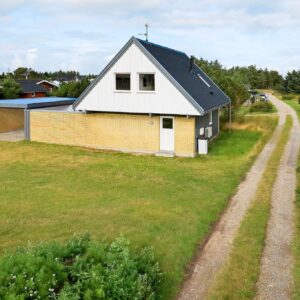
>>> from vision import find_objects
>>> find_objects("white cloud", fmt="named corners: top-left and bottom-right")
top-left (10, 54), bottom-right (23, 71)
top-left (0, 0), bottom-right (299, 74)
top-left (25, 48), bottom-right (38, 67)
top-left (0, 0), bottom-right (26, 16)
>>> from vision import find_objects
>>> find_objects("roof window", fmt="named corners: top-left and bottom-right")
top-left (197, 74), bottom-right (211, 88)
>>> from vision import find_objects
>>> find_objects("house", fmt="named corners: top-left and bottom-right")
top-left (55, 74), bottom-right (93, 85)
top-left (36, 80), bottom-right (59, 92)
top-left (17, 80), bottom-right (49, 98)
top-left (29, 37), bottom-right (230, 157)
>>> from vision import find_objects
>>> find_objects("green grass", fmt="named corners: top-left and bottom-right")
top-left (0, 115), bottom-right (277, 299)
top-left (208, 115), bottom-right (292, 300)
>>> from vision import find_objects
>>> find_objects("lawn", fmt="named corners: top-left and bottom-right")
top-left (0, 115), bottom-right (277, 299)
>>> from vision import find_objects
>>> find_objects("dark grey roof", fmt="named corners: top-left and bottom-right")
top-left (73, 37), bottom-right (230, 114)
top-left (136, 38), bottom-right (230, 112)
top-left (17, 80), bottom-right (48, 93)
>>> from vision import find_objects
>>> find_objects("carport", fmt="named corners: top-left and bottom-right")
top-left (0, 98), bottom-right (76, 140)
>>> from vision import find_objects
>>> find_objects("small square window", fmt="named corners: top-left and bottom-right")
top-left (139, 74), bottom-right (155, 91)
top-left (116, 74), bottom-right (130, 91)
top-left (162, 118), bottom-right (173, 129)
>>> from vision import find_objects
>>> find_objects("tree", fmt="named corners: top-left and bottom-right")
top-left (52, 78), bottom-right (90, 98)
top-left (195, 58), bottom-right (249, 109)
top-left (0, 78), bottom-right (22, 99)
top-left (13, 67), bottom-right (29, 79)
top-left (283, 70), bottom-right (300, 93)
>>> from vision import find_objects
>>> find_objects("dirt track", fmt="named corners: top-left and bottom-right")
top-left (177, 95), bottom-right (290, 300)
top-left (255, 95), bottom-right (300, 299)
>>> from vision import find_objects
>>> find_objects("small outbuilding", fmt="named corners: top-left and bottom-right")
top-left (0, 98), bottom-right (76, 139)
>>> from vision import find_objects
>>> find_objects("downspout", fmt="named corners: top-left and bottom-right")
top-left (24, 109), bottom-right (30, 140)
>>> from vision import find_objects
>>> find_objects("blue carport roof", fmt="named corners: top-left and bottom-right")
top-left (0, 97), bottom-right (76, 109)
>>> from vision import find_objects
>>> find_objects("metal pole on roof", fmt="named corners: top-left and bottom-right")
top-left (138, 23), bottom-right (149, 41)
top-left (145, 23), bottom-right (149, 41)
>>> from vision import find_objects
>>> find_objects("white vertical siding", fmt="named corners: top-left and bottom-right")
top-left (76, 44), bottom-right (200, 116)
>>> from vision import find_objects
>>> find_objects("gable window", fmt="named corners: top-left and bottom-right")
top-left (139, 74), bottom-right (155, 91)
top-left (209, 111), bottom-right (212, 125)
top-left (115, 73), bottom-right (130, 91)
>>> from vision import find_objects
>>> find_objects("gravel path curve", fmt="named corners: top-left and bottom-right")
top-left (255, 94), bottom-right (300, 299)
top-left (177, 95), bottom-right (287, 300)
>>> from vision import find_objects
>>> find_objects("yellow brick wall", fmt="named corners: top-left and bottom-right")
top-left (30, 111), bottom-right (196, 157)
top-left (175, 117), bottom-right (196, 156)
top-left (0, 108), bottom-right (24, 133)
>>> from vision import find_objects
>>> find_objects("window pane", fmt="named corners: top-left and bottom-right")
top-left (139, 74), bottom-right (155, 91)
top-left (116, 74), bottom-right (130, 90)
top-left (163, 118), bottom-right (173, 129)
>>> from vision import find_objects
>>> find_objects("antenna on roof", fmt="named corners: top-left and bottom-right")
top-left (22, 68), bottom-right (32, 80)
top-left (138, 23), bottom-right (149, 42)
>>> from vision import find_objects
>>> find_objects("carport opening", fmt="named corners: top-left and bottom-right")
top-left (0, 108), bottom-right (25, 140)
top-left (0, 97), bottom-right (76, 141)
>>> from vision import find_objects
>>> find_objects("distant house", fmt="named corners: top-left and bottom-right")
top-left (55, 75), bottom-right (95, 85)
top-left (29, 37), bottom-right (230, 157)
top-left (36, 80), bottom-right (58, 92)
top-left (17, 80), bottom-right (48, 98)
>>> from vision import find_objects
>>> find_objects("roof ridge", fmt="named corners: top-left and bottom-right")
top-left (135, 37), bottom-right (187, 56)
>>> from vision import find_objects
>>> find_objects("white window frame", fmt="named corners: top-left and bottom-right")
top-left (137, 72), bottom-right (156, 93)
top-left (161, 116), bottom-right (174, 130)
top-left (209, 111), bottom-right (213, 125)
top-left (114, 73), bottom-right (131, 93)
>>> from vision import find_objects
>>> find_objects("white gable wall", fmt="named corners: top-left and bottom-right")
top-left (76, 44), bottom-right (200, 116)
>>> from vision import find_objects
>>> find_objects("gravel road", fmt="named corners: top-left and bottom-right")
top-left (177, 95), bottom-right (289, 300)
top-left (255, 94), bottom-right (300, 299)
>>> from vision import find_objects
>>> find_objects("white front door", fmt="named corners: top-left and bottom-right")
top-left (160, 116), bottom-right (175, 152)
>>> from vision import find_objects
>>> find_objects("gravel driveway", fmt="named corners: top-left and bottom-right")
top-left (177, 95), bottom-right (290, 300)
top-left (255, 95), bottom-right (300, 299)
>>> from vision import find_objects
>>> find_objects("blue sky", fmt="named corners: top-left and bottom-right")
top-left (0, 0), bottom-right (299, 75)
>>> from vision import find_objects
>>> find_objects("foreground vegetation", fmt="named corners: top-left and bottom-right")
top-left (0, 115), bottom-right (277, 298)
top-left (209, 116), bottom-right (292, 299)
top-left (0, 235), bottom-right (161, 299)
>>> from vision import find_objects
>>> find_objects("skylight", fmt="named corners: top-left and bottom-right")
top-left (197, 74), bottom-right (211, 88)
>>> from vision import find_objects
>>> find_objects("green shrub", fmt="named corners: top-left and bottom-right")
top-left (282, 94), bottom-right (294, 100)
top-left (249, 101), bottom-right (275, 113)
top-left (298, 96), bottom-right (300, 104)
top-left (0, 235), bottom-right (162, 299)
